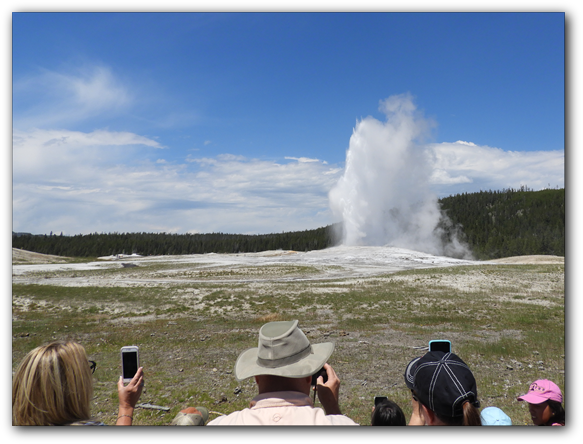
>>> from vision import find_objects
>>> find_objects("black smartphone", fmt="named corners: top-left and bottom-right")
top-left (311, 367), bottom-right (328, 387)
top-left (121, 345), bottom-right (139, 383)
top-left (429, 340), bottom-right (451, 353)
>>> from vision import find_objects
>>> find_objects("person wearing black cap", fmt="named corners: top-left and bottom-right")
top-left (408, 351), bottom-right (482, 426)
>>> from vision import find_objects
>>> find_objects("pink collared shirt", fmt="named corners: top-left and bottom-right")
top-left (207, 391), bottom-right (358, 426)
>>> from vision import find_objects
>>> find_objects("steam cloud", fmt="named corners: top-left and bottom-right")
top-left (329, 93), bottom-right (473, 259)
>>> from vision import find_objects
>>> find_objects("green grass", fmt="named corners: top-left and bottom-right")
top-left (12, 261), bottom-right (564, 426)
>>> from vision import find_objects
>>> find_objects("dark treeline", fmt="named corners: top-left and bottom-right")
top-left (13, 188), bottom-right (564, 260)
top-left (439, 187), bottom-right (564, 259)
top-left (12, 225), bottom-right (340, 258)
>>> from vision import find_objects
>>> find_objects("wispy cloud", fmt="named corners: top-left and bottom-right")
top-left (13, 128), bottom-right (164, 186)
top-left (13, 128), bottom-right (341, 235)
top-left (285, 156), bottom-right (322, 163)
top-left (13, 65), bottom-right (133, 129)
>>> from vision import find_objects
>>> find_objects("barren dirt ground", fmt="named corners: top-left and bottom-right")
top-left (12, 247), bottom-right (565, 426)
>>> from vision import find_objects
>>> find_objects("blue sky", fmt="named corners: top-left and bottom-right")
top-left (11, 10), bottom-right (566, 236)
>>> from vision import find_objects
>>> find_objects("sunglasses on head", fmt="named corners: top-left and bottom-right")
top-left (89, 360), bottom-right (97, 374)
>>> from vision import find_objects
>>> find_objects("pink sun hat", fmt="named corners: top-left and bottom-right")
top-left (517, 379), bottom-right (562, 404)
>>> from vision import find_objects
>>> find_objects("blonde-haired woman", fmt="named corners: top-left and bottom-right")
top-left (12, 341), bottom-right (144, 426)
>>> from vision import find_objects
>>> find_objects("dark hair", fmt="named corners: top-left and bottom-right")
top-left (422, 399), bottom-right (482, 426)
top-left (371, 399), bottom-right (406, 426)
top-left (545, 400), bottom-right (565, 426)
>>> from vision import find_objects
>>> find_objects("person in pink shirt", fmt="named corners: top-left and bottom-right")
top-left (206, 319), bottom-right (358, 426)
top-left (517, 379), bottom-right (565, 426)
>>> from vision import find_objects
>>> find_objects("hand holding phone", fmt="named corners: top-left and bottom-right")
top-left (311, 367), bottom-right (328, 387)
top-left (311, 366), bottom-right (329, 402)
top-left (312, 364), bottom-right (342, 415)
top-left (117, 366), bottom-right (144, 409)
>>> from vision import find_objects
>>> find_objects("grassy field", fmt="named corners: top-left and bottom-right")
top-left (12, 255), bottom-right (564, 426)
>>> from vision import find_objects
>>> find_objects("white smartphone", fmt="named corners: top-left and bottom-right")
top-left (121, 345), bottom-right (139, 383)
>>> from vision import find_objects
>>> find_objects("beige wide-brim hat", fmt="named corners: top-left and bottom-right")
top-left (234, 320), bottom-right (334, 381)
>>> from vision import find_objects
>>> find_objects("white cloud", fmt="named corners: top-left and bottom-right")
top-left (430, 169), bottom-right (472, 185)
top-left (285, 156), bottom-right (321, 163)
top-left (428, 141), bottom-right (564, 195)
top-left (13, 128), bottom-right (164, 185)
top-left (22, 128), bottom-right (164, 148)
top-left (13, 128), bottom-right (343, 235)
top-left (11, 65), bottom-right (389, 236)
top-left (453, 140), bottom-right (477, 146)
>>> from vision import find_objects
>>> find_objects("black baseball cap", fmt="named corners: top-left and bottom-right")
top-left (412, 351), bottom-right (480, 418)
top-left (404, 356), bottom-right (421, 390)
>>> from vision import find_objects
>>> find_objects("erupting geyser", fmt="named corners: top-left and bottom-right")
top-left (328, 93), bottom-right (472, 259)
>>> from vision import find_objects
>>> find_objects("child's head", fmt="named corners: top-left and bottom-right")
top-left (371, 399), bottom-right (406, 426)
top-left (517, 379), bottom-right (564, 426)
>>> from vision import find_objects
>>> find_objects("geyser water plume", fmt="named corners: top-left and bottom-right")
top-left (329, 93), bottom-right (473, 259)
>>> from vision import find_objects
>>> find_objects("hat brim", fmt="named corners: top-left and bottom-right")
top-left (517, 393), bottom-right (552, 404)
top-left (404, 356), bottom-right (421, 389)
top-left (234, 342), bottom-right (334, 381)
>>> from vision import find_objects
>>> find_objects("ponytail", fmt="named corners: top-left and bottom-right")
top-left (426, 400), bottom-right (482, 426)
top-left (462, 401), bottom-right (482, 426)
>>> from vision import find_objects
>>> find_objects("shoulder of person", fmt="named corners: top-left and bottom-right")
top-left (324, 414), bottom-right (359, 426)
top-left (207, 411), bottom-right (242, 426)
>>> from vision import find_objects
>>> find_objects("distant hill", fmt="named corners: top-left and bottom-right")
top-left (12, 188), bottom-right (564, 260)
top-left (12, 248), bottom-right (71, 265)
